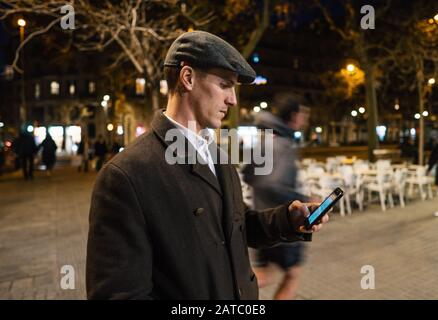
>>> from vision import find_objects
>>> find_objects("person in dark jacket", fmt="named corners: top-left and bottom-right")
top-left (427, 142), bottom-right (438, 217)
top-left (38, 133), bottom-right (57, 176)
top-left (242, 93), bottom-right (316, 299)
top-left (94, 135), bottom-right (107, 172)
top-left (14, 130), bottom-right (37, 180)
top-left (86, 31), bottom-right (329, 300)
top-left (427, 142), bottom-right (438, 186)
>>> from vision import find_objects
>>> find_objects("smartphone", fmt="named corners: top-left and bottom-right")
top-left (305, 187), bottom-right (344, 230)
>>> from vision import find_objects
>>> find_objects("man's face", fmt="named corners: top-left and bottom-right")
top-left (290, 106), bottom-right (310, 131)
top-left (189, 68), bottom-right (238, 129)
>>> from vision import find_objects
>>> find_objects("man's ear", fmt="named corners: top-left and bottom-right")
top-left (179, 66), bottom-right (194, 92)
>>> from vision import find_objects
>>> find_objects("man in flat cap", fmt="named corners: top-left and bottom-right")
top-left (86, 31), bottom-right (328, 300)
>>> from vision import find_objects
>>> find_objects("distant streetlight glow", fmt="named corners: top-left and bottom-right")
top-left (434, 14), bottom-right (438, 22)
top-left (422, 111), bottom-right (429, 117)
top-left (103, 95), bottom-right (110, 101)
top-left (294, 131), bottom-right (302, 139)
top-left (429, 18), bottom-right (435, 24)
top-left (260, 102), bottom-right (268, 109)
top-left (394, 103), bottom-right (400, 110)
top-left (358, 107), bottom-right (365, 114)
top-left (253, 76), bottom-right (267, 85)
top-left (253, 106), bottom-right (261, 113)
top-left (117, 125), bottom-right (124, 135)
top-left (315, 127), bottom-right (322, 133)
top-left (414, 113), bottom-right (421, 119)
top-left (428, 78), bottom-right (435, 85)
top-left (346, 64), bottom-right (356, 73)
top-left (27, 125), bottom-right (34, 132)
top-left (0, 122), bottom-right (4, 128)
top-left (351, 110), bottom-right (358, 117)
top-left (17, 18), bottom-right (26, 27)
top-left (101, 100), bottom-right (108, 107)
top-left (107, 124), bottom-right (114, 131)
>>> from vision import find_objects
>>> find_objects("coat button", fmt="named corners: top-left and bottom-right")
top-left (193, 207), bottom-right (204, 216)
top-left (221, 240), bottom-right (226, 245)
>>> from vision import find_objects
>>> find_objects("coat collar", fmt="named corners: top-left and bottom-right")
top-left (151, 109), bottom-right (223, 196)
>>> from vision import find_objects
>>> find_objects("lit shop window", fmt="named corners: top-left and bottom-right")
top-left (88, 81), bottom-right (96, 94)
top-left (35, 83), bottom-right (40, 99)
top-left (50, 81), bottom-right (60, 95)
top-left (69, 83), bottom-right (76, 95)
top-left (136, 78), bottom-right (146, 95)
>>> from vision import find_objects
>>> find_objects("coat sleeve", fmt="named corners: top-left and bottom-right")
top-left (233, 167), bottom-right (311, 249)
top-left (244, 202), bottom-right (311, 248)
top-left (86, 163), bottom-right (153, 299)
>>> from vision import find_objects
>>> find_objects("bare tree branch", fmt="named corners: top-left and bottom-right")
top-left (12, 16), bottom-right (62, 73)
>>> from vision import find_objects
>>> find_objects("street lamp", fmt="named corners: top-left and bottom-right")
top-left (346, 64), bottom-right (356, 73)
top-left (17, 18), bottom-right (26, 27)
top-left (351, 110), bottom-right (358, 117)
top-left (434, 14), bottom-right (438, 22)
top-left (359, 107), bottom-right (365, 114)
top-left (17, 18), bottom-right (27, 125)
top-left (428, 78), bottom-right (435, 85)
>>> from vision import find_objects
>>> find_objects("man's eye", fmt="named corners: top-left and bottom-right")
top-left (220, 83), bottom-right (228, 88)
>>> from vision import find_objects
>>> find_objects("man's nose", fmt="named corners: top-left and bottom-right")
top-left (226, 87), bottom-right (237, 107)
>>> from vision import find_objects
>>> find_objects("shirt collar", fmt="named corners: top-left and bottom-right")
top-left (163, 112), bottom-right (215, 149)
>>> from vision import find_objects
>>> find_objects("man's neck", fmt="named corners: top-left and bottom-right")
top-left (165, 98), bottom-right (202, 134)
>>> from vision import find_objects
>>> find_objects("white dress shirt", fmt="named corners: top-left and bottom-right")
top-left (164, 112), bottom-right (217, 176)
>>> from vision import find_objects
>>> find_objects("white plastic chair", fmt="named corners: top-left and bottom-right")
top-left (391, 168), bottom-right (408, 208)
top-left (406, 166), bottom-right (434, 200)
top-left (312, 175), bottom-right (349, 216)
top-left (339, 165), bottom-right (364, 212)
top-left (362, 171), bottom-right (394, 211)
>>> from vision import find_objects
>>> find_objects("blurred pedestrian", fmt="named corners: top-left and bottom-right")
top-left (427, 141), bottom-right (438, 185)
top-left (38, 133), bottom-right (57, 176)
top-left (427, 141), bottom-right (438, 217)
top-left (94, 135), bottom-right (107, 172)
top-left (242, 93), bottom-right (316, 300)
top-left (14, 130), bottom-right (37, 180)
top-left (0, 142), bottom-right (4, 176)
top-left (110, 138), bottom-right (123, 159)
top-left (77, 136), bottom-right (90, 172)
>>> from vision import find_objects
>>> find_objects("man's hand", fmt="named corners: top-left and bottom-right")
top-left (288, 200), bottom-right (329, 233)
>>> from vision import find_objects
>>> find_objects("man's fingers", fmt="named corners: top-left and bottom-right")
top-left (291, 200), bottom-right (311, 217)
top-left (305, 202), bottom-right (321, 214)
top-left (321, 214), bottom-right (329, 224)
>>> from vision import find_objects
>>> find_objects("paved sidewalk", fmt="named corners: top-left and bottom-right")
top-left (1, 166), bottom-right (438, 299)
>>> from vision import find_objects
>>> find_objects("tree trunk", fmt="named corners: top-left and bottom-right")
top-left (417, 64), bottom-right (425, 166)
top-left (229, 0), bottom-right (271, 129)
top-left (364, 62), bottom-right (379, 162)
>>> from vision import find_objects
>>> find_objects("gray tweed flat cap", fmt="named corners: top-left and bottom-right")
top-left (164, 31), bottom-right (256, 84)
